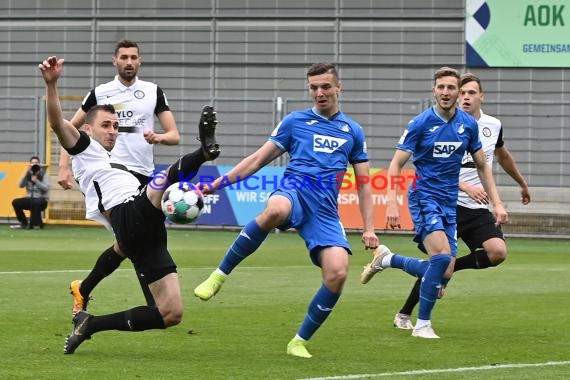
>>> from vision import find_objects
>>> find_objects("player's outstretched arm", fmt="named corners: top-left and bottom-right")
top-left (202, 141), bottom-right (283, 192)
top-left (38, 56), bottom-right (80, 150)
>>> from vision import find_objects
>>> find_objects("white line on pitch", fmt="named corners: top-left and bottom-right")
top-left (298, 360), bottom-right (570, 380)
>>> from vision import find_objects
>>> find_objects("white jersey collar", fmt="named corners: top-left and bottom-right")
top-left (113, 75), bottom-right (139, 91)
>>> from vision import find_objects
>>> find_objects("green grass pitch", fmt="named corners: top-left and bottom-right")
top-left (0, 225), bottom-right (569, 379)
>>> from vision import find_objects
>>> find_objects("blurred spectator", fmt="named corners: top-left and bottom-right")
top-left (11, 156), bottom-right (49, 229)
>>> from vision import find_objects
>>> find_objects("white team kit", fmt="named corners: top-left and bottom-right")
top-left (67, 131), bottom-right (141, 231)
top-left (457, 110), bottom-right (503, 209)
top-left (80, 76), bottom-right (170, 176)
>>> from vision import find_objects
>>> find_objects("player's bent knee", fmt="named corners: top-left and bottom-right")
top-left (265, 206), bottom-right (286, 219)
top-left (258, 208), bottom-right (288, 228)
top-left (488, 249), bottom-right (507, 265)
top-left (162, 308), bottom-right (183, 327)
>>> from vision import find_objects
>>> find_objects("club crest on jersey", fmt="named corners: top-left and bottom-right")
top-left (134, 90), bottom-right (145, 99)
top-left (433, 141), bottom-right (462, 158)
top-left (313, 134), bottom-right (347, 153)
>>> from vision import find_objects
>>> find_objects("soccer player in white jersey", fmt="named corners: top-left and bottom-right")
top-left (360, 67), bottom-right (508, 339)
top-left (58, 40), bottom-right (181, 317)
top-left (58, 39), bottom-right (180, 187)
top-left (39, 56), bottom-right (219, 354)
top-left (193, 63), bottom-right (379, 358)
top-left (392, 73), bottom-right (531, 330)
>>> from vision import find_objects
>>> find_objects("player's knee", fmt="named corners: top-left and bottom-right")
top-left (488, 247), bottom-right (507, 265)
top-left (323, 268), bottom-right (348, 291)
top-left (259, 206), bottom-right (288, 228)
top-left (162, 307), bottom-right (183, 327)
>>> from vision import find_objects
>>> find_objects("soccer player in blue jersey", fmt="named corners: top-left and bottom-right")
top-left (392, 73), bottom-right (531, 330)
top-left (360, 67), bottom-right (508, 339)
top-left (193, 62), bottom-right (379, 358)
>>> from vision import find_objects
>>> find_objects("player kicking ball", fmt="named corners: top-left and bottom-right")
top-left (39, 56), bottom-right (219, 354)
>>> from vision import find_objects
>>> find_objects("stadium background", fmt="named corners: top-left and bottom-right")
top-left (0, 1), bottom-right (567, 236)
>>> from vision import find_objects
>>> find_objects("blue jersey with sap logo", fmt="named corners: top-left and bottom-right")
top-left (269, 107), bottom-right (368, 209)
top-left (397, 106), bottom-right (481, 214)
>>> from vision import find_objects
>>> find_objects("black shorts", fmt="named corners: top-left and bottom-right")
top-left (457, 205), bottom-right (504, 252)
top-left (110, 189), bottom-right (176, 283)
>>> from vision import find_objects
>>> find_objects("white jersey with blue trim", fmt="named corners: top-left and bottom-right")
top-left (81, 76), bottom-right (170, 177)
top-left (397, 106), bottom-right (481, 212)
top-left (68, 131), bottom-right (141, 231)
top-left (269, 107), bottom-right (369, 207)
top-left (458, 111), bottom-right (504, 209)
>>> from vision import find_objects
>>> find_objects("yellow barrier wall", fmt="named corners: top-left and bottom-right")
top-left (0, 162), bottom-right (29, 218)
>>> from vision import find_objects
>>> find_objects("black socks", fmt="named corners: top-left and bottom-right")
top-left (167, 148), bottom-right (206, 186)
top-left (80, 246), bottom-right (125, 298)
top-left (454, 249), bottom-right (494, 271)
top-left (85, 306), bottom-right (165, 335)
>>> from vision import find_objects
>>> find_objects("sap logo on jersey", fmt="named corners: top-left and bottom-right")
top-left (313, 134), bottom-right (347, 153)
top-left (433, 141), bottom-right (463, 158)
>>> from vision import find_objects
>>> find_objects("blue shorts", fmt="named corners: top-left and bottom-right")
top-left (409, 196), bottom-right (458, 257)
top-left (271, 188), bottom-right (351, 266)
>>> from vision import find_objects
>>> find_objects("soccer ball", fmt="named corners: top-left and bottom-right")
top-left (161, 182), bottom-right (204, 224)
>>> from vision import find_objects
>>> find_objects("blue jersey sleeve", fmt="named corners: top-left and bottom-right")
top-left (349, 124), bottom-right (369, 164)
top-left (396, 119), bottom-right (421, 154)
top-left (269, 113), bottom-right (294, 151)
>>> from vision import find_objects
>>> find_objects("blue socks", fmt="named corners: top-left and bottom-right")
top-left (392, 252), bottom-right (452, 321)
top-left (390, 254), bottom-right (429, 277)
top-left (298, 284), bottom-right (340, 340)
top-left (218, 220), bottom-right (268, 274)
top-left (418, 254), bottom-right (451, 320)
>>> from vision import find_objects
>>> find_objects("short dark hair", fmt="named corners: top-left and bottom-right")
top-left (460, 72), bottom-right (483, 92)
top-left (433, 66), bottom-right (460, 84)
top-left (114, 39), bottom-right (140, 56)
top-left (85, 104), bottom-right (116, 125)
top-left (30, 156), bottom-right (40, 162)
top-left (307, 63), bottom-right (339, 81)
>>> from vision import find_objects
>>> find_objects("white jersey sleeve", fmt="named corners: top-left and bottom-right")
top-left (68, 131), bottom-right (143, 231)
